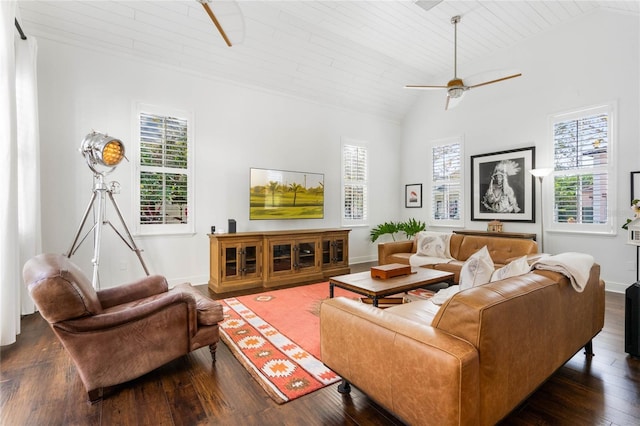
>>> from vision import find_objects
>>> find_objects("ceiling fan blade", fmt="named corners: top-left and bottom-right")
top-left (200, 1), bottom-right (233, 47)
top-left (468, 72), bottom-right (522, 89)
top-left (405, 85), bottom-right (448, 90)
top-left (445, 92), bottom-right (465, 110)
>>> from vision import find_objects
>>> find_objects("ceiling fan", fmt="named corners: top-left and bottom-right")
top-left (405, 15), bottom-right (522, 110)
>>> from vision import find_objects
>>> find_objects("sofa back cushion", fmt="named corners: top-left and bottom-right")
top-left (455, 235), bottom-right (537, 264)
top-left (447, 234), bottom-right (465, 258)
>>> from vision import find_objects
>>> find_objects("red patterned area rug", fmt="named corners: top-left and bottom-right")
top-left (218, 282), bottom-right (361, 404)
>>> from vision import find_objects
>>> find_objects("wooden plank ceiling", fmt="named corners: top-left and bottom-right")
top-left (17, 1), bottom-right (640, 121)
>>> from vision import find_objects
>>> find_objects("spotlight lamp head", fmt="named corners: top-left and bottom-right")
top-left (80, 131), bottom-right (126, 175)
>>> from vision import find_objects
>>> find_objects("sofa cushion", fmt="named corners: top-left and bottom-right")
top-left (456, 235), bottom-right (537, 263)
top-left (425, 260), bottom-right (464, 283)
top-left (385, 299), bottom-right (441, 325)
top-left (459, 246), bottom-right (494, 290)
top-left (388, 252), bottom-right (413, 264)
top-left (490, 255), bottom-right (530, 282)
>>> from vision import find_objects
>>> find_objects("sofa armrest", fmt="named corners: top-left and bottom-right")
top-left (320, 297), bottom-right (479, 426)
top-left (97, 275), bottom-right (169, 308)
top-left (377, 240), bottom-right (415, 265)
top-left (57, 291), bottom-right (195, 332)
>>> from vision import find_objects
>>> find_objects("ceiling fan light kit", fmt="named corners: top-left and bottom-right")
top-left (406, 15), bottom-right (522, 110)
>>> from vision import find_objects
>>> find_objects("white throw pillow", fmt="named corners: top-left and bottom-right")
top-left (459, 246), bottom-right (494, 290)
top-left (490, 255), bottom-right (531, 282)
top-left (415, 231), bottom-right (451, 258)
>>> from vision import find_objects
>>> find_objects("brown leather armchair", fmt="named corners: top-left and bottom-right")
top-left (23, 253), bottom-right (224, 402)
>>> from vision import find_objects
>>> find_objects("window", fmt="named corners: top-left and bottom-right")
top-left (134, 105), bottom-right (194, 235)
top-left (428, 137), bottom-right (464, 227)
top-left (549, 103), bottom-right (615, 234)
top-left (342, 140), bottom-right (368, 226)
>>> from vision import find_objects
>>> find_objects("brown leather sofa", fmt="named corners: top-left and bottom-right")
top-left (23, 253), bottom-right (224, 402)
top-left (378, 233), bottom-right (539, 283)
top-left (320, 264), bottom-right (605, 426)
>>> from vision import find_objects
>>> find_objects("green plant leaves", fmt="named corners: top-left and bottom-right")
top-left (398, 218), bottom-right (426, 239)
top-left (369, 221), bottom-right (400, 242)
top-left (369, 218), bottom-right (426, 242)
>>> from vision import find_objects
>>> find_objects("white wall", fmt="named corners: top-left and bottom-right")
top-left (401, 9), bottom-right (640, 292)
top-left (37, 39), bottom-right (401, 288)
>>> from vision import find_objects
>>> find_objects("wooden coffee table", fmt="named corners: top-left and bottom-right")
top-left (329, 268), bottom-right (454, 307)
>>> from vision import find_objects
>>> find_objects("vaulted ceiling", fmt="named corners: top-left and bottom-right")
top-left (17, 1), bottom-right (640, 122)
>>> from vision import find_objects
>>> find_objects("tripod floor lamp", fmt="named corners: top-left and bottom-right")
top-left (66, 131), bottom-right (149, 289)
top-left (529, 168), bottom-right (553, 253)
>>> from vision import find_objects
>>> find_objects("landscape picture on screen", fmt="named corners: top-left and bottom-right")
top-left (250, 168), bottom-right (324, 220)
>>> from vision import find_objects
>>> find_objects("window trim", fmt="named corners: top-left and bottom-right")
top-left (427, 136), bottom-right (465, 228)
top-left (132, 103), bottom-right (195, 236)
top-left (546, 102), bottom-right (616, 235)
top-left (341, 138), bottom-right (369, 227)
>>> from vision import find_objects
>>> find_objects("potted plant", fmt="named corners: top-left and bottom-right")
top-left (398, 218), bottom-right (426, 239)
top-left (369, 221), bottom-right (401, 242)
top-left (369, 219), bottom-right (426, 242)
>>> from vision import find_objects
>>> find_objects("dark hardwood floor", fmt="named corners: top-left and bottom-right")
top-left (2, 263), bottom-right (640, 425)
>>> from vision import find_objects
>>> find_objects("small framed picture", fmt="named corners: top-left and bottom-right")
top-left (405, 184), bottom-right (422, 208)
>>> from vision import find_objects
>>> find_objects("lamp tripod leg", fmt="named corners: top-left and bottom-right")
top-left (107, 189), bottom-right (150, 276)
top-left (66, 178), bottom-right (150, 288)
top-left (91, 187), bottom-right (108, 289)
top-left (66, 191), bottom-right (98, 258)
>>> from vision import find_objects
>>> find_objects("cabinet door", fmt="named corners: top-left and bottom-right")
top-left (296, 239), bottom-right (317, 271)
top-left (271, 242), bottom-right (293, 273)
top-left (322, 236), bottom-right (347, 267)
top-left (321, 239), bottom-right (332, 265)
top-left (269, 238), bottom-right (319, 276)
top-left (222, 241), bottom-right (261, 281)
top-left (332, 238), bottom-right (346, 264)
top-left (240, 243), bottom-right (261, 279)
top-left (222, 244), bottom-right (240, 280)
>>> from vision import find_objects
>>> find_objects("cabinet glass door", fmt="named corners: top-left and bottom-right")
top-left (243, 245), bottom-right (258, 274)
top-left (224, 246), bottom-right (238, 278)
top-left (322, 240), bottom-right (331, 265)
top-left (333, 239), bottom-right (345, 263)
top-left (322, 238), bottom-right (345, 266)
top-left (272, 243), bottom-right (292, 272)
top-left (297, 240), bottom-right (316, 270)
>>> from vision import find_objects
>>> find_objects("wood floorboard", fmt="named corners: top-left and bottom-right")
top-left (2, 263), bottom-right (640, 425)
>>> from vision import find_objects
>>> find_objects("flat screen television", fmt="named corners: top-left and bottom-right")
top-left (250, 168), bottom-right (324, 220)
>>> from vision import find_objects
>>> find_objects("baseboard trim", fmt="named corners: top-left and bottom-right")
top-left (349, 255), bottom-right (377, 265)
top-left (606, 280), bottom-right (633, 294)
top-left (169, 275), bottom-right (210, 288)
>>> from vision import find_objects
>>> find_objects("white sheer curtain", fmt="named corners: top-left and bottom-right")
top-left (1, 1), bottom-right (41, 346)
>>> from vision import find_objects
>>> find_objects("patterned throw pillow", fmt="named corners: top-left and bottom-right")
top-left (459, 246), bottom-right (494, 290)
top-left (415, 231), bottom-right (451, 258)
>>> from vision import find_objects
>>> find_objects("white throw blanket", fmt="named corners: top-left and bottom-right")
top-left (531, 252), bottom-right (595, 292)
top-left (409, 231), bottom-right (454, 267)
